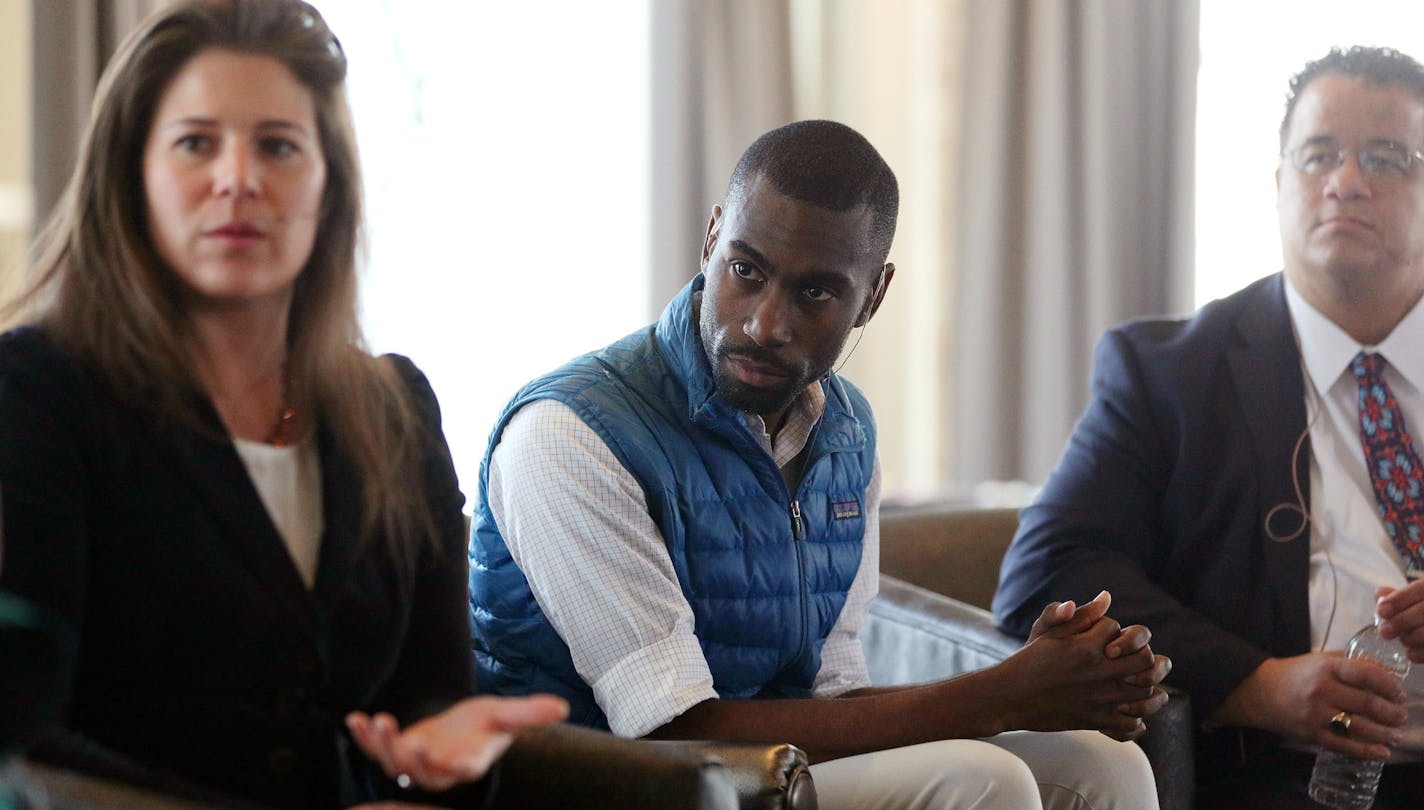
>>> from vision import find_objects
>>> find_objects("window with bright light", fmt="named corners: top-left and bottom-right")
top-left (311, 1), bottom-right (651, 497)
top-left (1195, 0), bottom-right (1424, 307)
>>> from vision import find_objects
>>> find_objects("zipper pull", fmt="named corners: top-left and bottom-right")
top-left (789, 500), bottom-right (806, 541)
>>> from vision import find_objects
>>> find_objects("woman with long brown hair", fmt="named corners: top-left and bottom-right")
top-left (0, 1), bottom-right (564, 806)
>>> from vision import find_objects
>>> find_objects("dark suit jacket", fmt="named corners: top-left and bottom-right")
top-left (993, 273), bottom-right (1315, 775)
top-left (0, 327), bottom-right (473, 808)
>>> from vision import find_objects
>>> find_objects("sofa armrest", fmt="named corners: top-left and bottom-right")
top-left (1135, 682), bottom-right (1194, 810)
top-left (864, 574), bottom-right (1021, 685)
top-left (497, 724), bottom-right (816, 810)
top-left (656, 740), bottom-right (816, 810)
top-left (496, 724), bottom-right (736, 809)
top-left (864, 574), bottom-right (1194, 810)
top-left (879, 505), bottom-right (1019, 610)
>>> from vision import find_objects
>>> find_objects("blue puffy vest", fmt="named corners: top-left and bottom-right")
top-left (469, 276), bottom-right (876, 729)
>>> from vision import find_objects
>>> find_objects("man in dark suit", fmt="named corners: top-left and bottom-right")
top-left (994, 46), bottom-right (1424, 808)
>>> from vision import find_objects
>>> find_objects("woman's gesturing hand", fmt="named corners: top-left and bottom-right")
top-left (347, 694), bottom-right (569, 793)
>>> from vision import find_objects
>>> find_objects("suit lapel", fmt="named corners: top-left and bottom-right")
top-left (312, 425), bottom-right (363, 607)
top-left (147, 402), bottom-right (322, 637)
top-left (1226, 274), bottom-right (1312, 653)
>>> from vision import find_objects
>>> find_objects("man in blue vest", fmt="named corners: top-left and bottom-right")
top-left (470, 120), bottom-right (1169, 808)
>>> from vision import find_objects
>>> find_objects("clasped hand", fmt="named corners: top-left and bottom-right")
top-left (1000, 590), bottom-right (1171, 741)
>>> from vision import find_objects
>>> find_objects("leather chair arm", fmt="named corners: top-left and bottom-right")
top-left (1134, 683), bottom-right (1194, 810)
top-left (650, 740), bottom-right (816, 810)
top-left (497, 724), bottom-right (817, 809)
top-left (495, 724), bottom-right (735, 809)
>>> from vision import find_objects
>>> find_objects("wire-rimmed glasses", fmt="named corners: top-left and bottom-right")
top-left (1283, 137), bottom-right (1424, 180)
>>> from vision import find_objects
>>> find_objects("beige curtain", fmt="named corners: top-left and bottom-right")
top-left (648, 0), bottom-right (796, 312)
top-left (792, 0), bottom-right (966, 501)
top-left (952, 0), bottom-right (1199, 487)
top-left (30, 0), bottom-right (163, 225)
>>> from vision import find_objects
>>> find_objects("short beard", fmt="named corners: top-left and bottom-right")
top-left (710, 361), bottom-right (807, 417)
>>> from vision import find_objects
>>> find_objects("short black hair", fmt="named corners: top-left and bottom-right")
top-left (725, 120), bottom-right (899, 261)
top-left (1280, 46), bottom-right (1424, 150)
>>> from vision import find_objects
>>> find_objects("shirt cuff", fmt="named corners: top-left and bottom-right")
top-left (812, 640), bottom-right (872, 697)
top-left (592, 632), bottom-right (719, 738)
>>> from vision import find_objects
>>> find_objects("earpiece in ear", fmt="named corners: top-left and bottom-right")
top-left (854, 265), bottom-right (888, 327)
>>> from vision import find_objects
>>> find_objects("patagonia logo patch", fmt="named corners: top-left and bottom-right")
top-left (832, 500), bottom-right (862, 520)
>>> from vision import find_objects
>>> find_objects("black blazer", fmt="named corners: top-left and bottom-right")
top-left (994, 273), bottom-right (1314, 770)
top-left (0, 327), bottom-right (472, 808)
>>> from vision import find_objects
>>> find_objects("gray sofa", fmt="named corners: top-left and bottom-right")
top-left (863, 503), bottom-right (1195, 810)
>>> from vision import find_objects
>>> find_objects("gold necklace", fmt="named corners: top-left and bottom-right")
top-left (268, 402), bottom-right (297, 447)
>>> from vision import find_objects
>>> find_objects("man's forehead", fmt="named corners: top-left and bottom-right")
top-left (1287, 74), bottom-right (1424, 141)
top-left (723, 178), bottom-right (877, 258)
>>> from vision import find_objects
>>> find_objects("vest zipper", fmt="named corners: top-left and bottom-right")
top-left (789, 499), bottom-right (806, 540)
top-left (789, 495), bottom-right (811, 678)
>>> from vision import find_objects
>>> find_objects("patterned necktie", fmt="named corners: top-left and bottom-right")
top-left (1352, 351), bottom-right (1424, 573)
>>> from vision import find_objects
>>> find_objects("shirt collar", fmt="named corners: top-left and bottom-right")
top-left (742, 381), bottom-right (827, 468)
top-left (1285, 277), bottom-right (1424, 396)
top-left (1377, 295), bottom-right (1424, 396)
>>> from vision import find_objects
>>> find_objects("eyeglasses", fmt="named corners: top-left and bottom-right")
top-left (1283, 138), bottom-right (1424, 180)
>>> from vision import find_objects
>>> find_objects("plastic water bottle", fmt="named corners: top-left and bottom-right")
top-left (1307, 614), bottom-right (1411, 809)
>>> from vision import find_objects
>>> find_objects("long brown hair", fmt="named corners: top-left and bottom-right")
top-left (10, 0), bottom-right (436, 557)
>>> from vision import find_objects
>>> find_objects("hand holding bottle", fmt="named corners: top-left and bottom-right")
top-left (1308, 614), bottom-right (1412, 809)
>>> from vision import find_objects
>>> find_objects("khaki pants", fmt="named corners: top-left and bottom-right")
top-left (809, 730), bottom-right (1159, 810)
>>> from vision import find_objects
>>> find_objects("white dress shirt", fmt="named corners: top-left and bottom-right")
top-left (488, 384), bottom-right (881, 738)
top-left (1285, 278), bottom-right (1424, 753)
